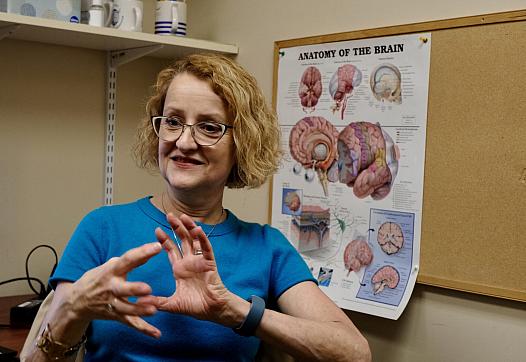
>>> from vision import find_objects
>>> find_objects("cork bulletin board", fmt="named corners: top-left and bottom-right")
top-left (272, 10), bottom-right (526, 302)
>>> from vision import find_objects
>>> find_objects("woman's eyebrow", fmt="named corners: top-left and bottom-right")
top-left (163, 107), bottom-right (224, 120)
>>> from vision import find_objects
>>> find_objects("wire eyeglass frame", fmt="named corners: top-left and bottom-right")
top-left (152, 116), bottom-right (233, 146)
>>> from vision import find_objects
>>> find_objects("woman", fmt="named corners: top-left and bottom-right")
top-left (24, 54), bottom-right (371, 361)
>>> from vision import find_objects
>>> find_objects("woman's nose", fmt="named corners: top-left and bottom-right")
top-left (175, 126), bottom-right (198, 150)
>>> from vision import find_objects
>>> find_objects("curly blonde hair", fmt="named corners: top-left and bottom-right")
top-left (133, 53), bottom-right (282, 188)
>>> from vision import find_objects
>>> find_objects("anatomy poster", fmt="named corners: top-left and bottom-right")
top-left (271, 33), bottom-right (431, 319)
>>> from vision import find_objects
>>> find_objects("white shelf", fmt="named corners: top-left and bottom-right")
top-left (0, 12), bottom-right (238, 58)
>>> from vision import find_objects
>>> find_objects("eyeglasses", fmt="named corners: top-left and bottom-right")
top-left (151, 116), bottom-right (233, 146)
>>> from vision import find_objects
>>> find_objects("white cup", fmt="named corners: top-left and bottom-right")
top-left (111, 0), bottom-right (143, 32)
top-left (82, 0), bottom-right (114, 25)
top-left (155, 0), bottom-right (186, 36)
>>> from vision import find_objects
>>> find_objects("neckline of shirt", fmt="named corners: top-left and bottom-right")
top-left (137, 196), bottom-right (238, 237)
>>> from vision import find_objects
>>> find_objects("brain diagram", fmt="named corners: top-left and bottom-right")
top-left (297, 62), bottom-right (403, 119)
top-left (370, 63), bottom-right (402, 104)
top-left (372, 265), bottom-right (400, 295)
top-left (290, 118), bottom-right (400, 199)
top-left (298, 66), bottom-right (323, 113)
top-left (338, 122), bottom-right (400, 199)
top-left (377, 222), bottom-right (404, 254)
top-left (289, 116), bottom-right (339, 196)
top-left (329, 64), bottom-right (362, 120)
top-left (343, 238), bottom-right (373, 275)
top-left (284, 190), bottom-right (301, 212)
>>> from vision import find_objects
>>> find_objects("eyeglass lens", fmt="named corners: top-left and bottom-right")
top-left (154, 117), bottom-right (226, 146)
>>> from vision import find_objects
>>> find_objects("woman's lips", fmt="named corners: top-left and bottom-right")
top-left (171, 156), bottom-right (204, 166)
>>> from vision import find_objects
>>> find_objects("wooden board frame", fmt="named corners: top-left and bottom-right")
top-left (271, 10), bottom-right (526, 302)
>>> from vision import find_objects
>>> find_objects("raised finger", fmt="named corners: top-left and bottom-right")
top-left (167, 213), bottom-right (194, 257)
top-left (181, 215), bottom-right (215, 259)
top-left (111, 280), bottom-right (154, 298)
top-left (155, 227), bottom-right (181, 263)
top-left (112, 242), bottom-right (162, 275)
top-left (121, 315), bottom-right (161, 339)
top-left (179, 213), bottom-right (199, 232)
top-left (190, 227), bottom-right (216, 260)
top-left (111, 297), bottom-right (157, 316)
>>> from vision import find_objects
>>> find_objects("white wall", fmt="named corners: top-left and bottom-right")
top-left (1, 41), bottom-right (106, 296)
top-left (0, 39), bottom-right (167, 296)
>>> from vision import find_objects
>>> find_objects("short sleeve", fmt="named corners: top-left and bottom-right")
top-left (49, 208), bottom-right (109, 288)
top-left (265, 226), bottom-right (317, 301)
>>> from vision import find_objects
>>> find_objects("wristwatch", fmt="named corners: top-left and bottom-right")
top-left (36, 323), bottom-right (86, 360)
top-left (233, 295), bottom-right (266, 336)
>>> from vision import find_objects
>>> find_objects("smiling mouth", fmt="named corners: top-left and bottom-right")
top-left (171, 156), bottom-right (204, 165)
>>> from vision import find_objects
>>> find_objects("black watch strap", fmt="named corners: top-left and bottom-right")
top-left (233, 295), bottom-right (265, 337)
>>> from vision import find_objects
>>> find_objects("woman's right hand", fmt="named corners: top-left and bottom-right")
top-left (64, 241), bottom-right (163, 338)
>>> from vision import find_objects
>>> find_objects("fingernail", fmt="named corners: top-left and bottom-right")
top-left (151, 243), bottom-right (162, 251)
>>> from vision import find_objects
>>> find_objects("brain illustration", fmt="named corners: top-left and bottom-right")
top-left (343, 238), bottom-right (373, 275)
top-left (377, 222), bottom-right (404, 254)
top-left (371, 265), bottom-right (400, 295)
top-left (289, 117), bottom-right (339, 196)
top-left (329, 64), bottom-right (362, 120)
top-left (284, 191), bottom-right (301, 212)
top-left (370, 63), bottom-right (402, 104)
top-left (298, 66), bottom-right (323, 113)
top-left (336, 122), bottom-right (399, 200)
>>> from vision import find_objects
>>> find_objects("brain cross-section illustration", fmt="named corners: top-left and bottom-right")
top-left (377, 222), bottom-right (404, 254)
top-left (290, 205), bottom-right (330, 252)
top-left (289, 116), bottom-right (339, 196)
top-left (337, 122), bottom-right (399, 200)
top-left (370, 63), bottom-right (402, 104)
top-left (329, 64), bottom-right (362, 120)
top-left (298, 66), bottom-right (323, 113)
top-left (371, 265), bottom-right (400, 295)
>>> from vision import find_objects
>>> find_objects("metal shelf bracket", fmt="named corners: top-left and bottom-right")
top-left (110, 45), bottom-right (164, 68)
top-left (103, 44), bottom-right (164, 205)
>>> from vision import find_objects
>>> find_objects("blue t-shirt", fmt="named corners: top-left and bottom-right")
top-left (50, 197), bottom-right (316, 362)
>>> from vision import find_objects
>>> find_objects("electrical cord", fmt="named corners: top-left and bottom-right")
top-left (25, 244), bottom-right (58, 298)
top-left (0, 244), bottom-right (58, 299)
top-left (0, 244), bottom-right (57, 329)
top-left (0, 277), bottom-right (46, 291)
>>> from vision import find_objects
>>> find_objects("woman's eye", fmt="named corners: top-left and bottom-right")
top-left (197, 122), bottom-right (223, 134)
top-left (165, 117), bottom-right (183, 128)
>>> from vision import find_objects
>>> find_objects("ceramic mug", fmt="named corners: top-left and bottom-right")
top-left (111, 0), bottom-right (143, 32)
top-left (82, 0), bottom-right (114, 26)
top-left (155, 0), bottom-right (186, 36)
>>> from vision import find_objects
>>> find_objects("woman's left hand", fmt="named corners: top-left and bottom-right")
top-left (139, 213), bottom-right (234, 324)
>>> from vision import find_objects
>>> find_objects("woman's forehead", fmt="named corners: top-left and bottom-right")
top-left (167, 73), bottom-right (218, 98)
top-left (164, 73), bottom-right (234, 123)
